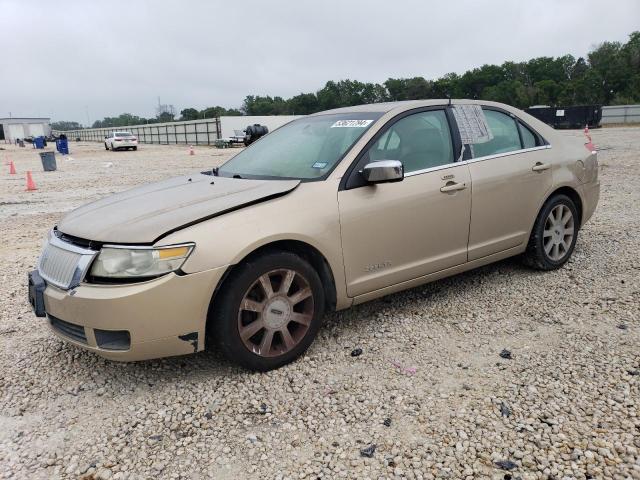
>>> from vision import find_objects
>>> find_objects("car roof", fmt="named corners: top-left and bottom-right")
top-left (312, 99), bottom-right (528, 115)
top-left (309, 99), bottom-right (558, 143)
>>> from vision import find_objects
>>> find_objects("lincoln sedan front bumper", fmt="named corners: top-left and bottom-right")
top-left (33, 267), bottom-right (226, 361)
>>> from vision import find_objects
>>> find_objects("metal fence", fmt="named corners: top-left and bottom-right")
top-left (55, 118), bottom-right (222, 145)
top-left (601, 105), bottom-right (640, 125)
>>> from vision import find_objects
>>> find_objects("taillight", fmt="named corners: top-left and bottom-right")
top-left (131, 137), bottom-right (137, 141)
top-left (114, 139), bottom-right (122, 142)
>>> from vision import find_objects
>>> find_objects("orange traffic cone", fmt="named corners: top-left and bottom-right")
top-left (9, 160), bottom-right (16, 175)
top-left (25, 171), bottom-right (37, 191)
top-left (584, 124), bottom-right (595, 151)
top-left (189, 145), bottom-right (195, 156)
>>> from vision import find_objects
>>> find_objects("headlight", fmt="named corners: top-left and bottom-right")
top-left (90, 243), bottom-right (194, 279)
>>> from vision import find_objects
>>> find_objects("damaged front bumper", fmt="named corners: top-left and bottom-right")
top-left (31, 266), bottom-right (226, 361)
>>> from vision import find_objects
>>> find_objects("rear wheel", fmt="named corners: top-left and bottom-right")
top-left (208, 252), bottom-right (325, 371)
top-left (523, 194), bottom-right (578, 270)
top-left (132, 146), bottom-right (137, 151)
top-left (110, 143), bottom-right (117, 151)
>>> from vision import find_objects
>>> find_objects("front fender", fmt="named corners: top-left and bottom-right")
top-left (157, 180), bottom-right (349, 307)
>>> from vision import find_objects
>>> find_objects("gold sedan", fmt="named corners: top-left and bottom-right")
top-left (29, 100), bottom-right (599, 370)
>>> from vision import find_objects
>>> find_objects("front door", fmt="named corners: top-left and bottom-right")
top-left (338, 109), bottom-right (472, 297)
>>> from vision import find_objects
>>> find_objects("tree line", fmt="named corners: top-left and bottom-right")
top-left (53, 31), bottom-right (639, 130)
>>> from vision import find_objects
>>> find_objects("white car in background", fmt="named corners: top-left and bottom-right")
top-left (105, 132), bottom-right (138, 151)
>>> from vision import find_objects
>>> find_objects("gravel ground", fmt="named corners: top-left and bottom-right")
top-left (0, 129), bottom-right (638, 480)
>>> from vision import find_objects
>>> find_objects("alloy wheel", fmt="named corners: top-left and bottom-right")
top-left (237, 269), bottom-right (314, 357)
top-left (543, 204), bottom-right (575, 261)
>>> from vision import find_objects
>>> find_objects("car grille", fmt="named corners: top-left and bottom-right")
top-left (49, 315), bottom-right (88, 344)
top-left (39, 243), bottom-right (83, 288)
top-left (38, 231), bottom-right (98, 290)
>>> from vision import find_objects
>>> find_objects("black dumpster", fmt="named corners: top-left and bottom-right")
top-left (525, 105), bottom-right (602, 129)
top-left (39, 151), bottom-right (57, 171)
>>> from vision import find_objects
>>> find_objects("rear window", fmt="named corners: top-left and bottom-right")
top-left (115, 132), bottom-right (133, 137)
top-left (471, 110), bottom-right (521, 158)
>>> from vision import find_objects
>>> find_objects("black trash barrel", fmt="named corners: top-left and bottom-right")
top-left (39, 151), bottom-right (57, 171)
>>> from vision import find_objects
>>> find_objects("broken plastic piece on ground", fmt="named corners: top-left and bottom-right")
top-left (499, 349), bottom-right (512, 359)
top-left (617, 323), bottom-right (628, 330)
top-left (259, 403), bottom-right (268, 414)
top-left (391, 360), bottom-right (417, 375)
top-left (350, 348), bottom-right (362, 357)
top-left (495, 460), bottom-right (518, 470)
top-left (360, 444), bottom-right (376, 458)
top-left (500, 402), bottom-right (511, 418)
top-left (383, 418), bottom-right (391, 427)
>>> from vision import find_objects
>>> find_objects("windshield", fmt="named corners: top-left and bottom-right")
top-left (218, 112), bottom-right (383, 180)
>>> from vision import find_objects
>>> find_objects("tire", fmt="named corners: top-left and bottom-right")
top-left (132, 146), bottom-right (137, 151)
top-left (111, 144), bottom-right (117, 151)
top-left (208, 251), bottom-right (325, 371)
top-left (104, 143), bottom-right (109, 150)
top-left (523, 194), bottom-right (579, 270)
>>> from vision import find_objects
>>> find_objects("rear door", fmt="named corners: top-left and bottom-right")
top-left (466, 107), bottom-right (553, 260)
top-left (338, 108), bottom-right (472, 297)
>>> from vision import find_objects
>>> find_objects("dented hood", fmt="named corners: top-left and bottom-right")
top-left (57, 174), bottom-right (300, 244)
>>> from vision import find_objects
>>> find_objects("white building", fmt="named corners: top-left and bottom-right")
top-left (0, 117), bottom-right (51, 142)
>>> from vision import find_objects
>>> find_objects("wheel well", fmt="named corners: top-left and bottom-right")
top-left (211, 240), bottom-right (337, 314)
top-left (548, 186), bottom-right (583, 227)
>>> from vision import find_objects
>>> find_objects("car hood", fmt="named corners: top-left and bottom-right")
top-left (57, 174), bottom-right (300, 244)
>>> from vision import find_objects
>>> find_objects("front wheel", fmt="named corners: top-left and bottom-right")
top-left (208, 252), bottom-right (325, 371)
top-left (523, 194), bottom-right (578, 270)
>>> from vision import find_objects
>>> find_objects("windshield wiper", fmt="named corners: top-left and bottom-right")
top-left (201, 167), bottom-right (218, 177)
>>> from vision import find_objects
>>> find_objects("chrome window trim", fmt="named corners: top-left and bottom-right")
top-left (38, 230), bottom-right (99, 290)
top-left (403, 145), bottom-right (552, 178)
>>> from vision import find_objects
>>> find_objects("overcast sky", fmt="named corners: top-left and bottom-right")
top-left (1, 0), bottom-right (638, 124)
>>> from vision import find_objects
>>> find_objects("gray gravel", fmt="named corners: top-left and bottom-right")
top-left (0, 129), bottom-right (639, 479)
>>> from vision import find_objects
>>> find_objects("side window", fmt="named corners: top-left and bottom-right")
top-left (366, 110), bottom-right (454, 173)
top-left (519, 122), bottom-right (538, 149)
top-left (471, 109), bottom-right (521, 158)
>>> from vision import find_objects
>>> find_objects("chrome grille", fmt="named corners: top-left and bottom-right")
top-left (38, 231), bottom-right (98, 290)
top-left (39, 243), bottom-right (82, 288)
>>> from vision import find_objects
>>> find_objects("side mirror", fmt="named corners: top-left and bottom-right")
top-left (361, 160), bottom-right (404, 184)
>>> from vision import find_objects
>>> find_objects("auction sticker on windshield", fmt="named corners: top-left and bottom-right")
top-left (330, 120), bottom-right (374, 128)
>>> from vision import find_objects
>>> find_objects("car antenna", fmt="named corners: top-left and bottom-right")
top-left (446, 93), bottom-right (452, 106)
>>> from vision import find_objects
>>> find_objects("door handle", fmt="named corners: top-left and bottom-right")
top-left (532, 162), bottom-right (551, 172)
top-left (440, 182), bottom-right (467, 193)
